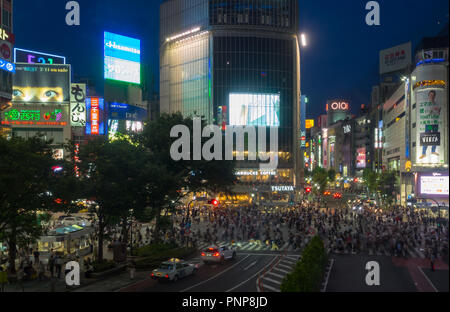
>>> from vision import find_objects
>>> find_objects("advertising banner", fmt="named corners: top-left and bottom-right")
top-left (104, 32), bottom-right (141, 85)
top-left (86, 97), bottom-right (105, 135)
top-left (417, 172), bottom-right (449, 199)
top-left (229, 93), bottom-right (280, 127)
top-left (0, 41), bottom-right (13, 61)
top-left (379, 42), bottom-right (411, 75)
top-left (2, 103), bottom-right (69, 127)
top-left (415, 89), bottom-right (446, 165)
top-left (70, 83), bottom-right (87, 127)
top-left (14, 48), bottom-right (66, 65)
top-left (13, 64), bottom-right (71, 103)
top-left (108, 102), bottom-right (147, 121)
top-left (356, 147), bottom-right (366, 169)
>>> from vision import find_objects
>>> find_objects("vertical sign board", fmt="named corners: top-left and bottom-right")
top-left (86, 97), bottom-right (104, 135)
top-left (415, 88), bottom-right (446, 165)
top-left (104, 32), bottom-right (141, 85)
top-left (70, 83), bottom-right (86, 127)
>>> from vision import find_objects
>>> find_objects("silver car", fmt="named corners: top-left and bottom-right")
top-left (201, 245), bottom-right (236, 264)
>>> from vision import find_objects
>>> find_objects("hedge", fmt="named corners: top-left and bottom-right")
top-left (280, 235), bottom-right (328, 292)
top-left (131, 242), bottom-right (178, 257)
top-left (134, 246), bottom-right (198, 270)
top-left (92, 260), bottom-right (116, 273)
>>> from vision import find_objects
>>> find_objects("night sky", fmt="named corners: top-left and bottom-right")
top-left (13, 0), bottom-right (449, 119)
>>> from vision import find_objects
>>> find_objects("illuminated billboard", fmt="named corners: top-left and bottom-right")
top-left (415, 89), bottom-right (446, 166)
top-left (417, 173), bottom-right (449, 199)
top-left (70, 83), bottom-right (86, 127)
top-left (356, 147), bottom-right (366, 169)
top-left (86, 97), bottom-right (105, 135)
top-left (12, 64), bottom-right (71, 103)
top-left (229, 93), bottom-right (280, 127)
top-left (104, 32), bottom-right (141, 85)
top-left (305, 119), bottom-right (314, 129)
top-left (2, 103), bottom-right (68, 127)
top-left (14, 48), bottom-right (66, 65)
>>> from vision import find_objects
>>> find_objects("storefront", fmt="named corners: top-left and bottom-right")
top-left (36, 225), bottom-right (94, 263)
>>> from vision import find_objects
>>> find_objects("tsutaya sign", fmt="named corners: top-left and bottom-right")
top-left (271, 185), bottom-right (294, 192)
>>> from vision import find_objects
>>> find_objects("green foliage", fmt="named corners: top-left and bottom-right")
top-left (0, 135), bottom-right (58, 273)
top-left (280, 236), bottom-right (328, 292)
top-left (132, 242), bottom-right (179, 257)
top-left (134, 247), bottom-right (198, 270)
top-left (92, 260), bottom-right (116, 273)
top-left (378, 170), bottom-right (398, 207)
top-left (327, 169), bottom-right (336, 183)
top-left (311, 167), bottom-right (328, 194)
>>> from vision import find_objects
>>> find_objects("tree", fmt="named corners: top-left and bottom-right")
top-left (327, 169), bottom-right (336, 184)
top-left (311, 167), bottom-right (328, 195)
top-left (138, 113), bottom-right (237, 242)
top-left (378, 170), bottom-right (398, 208)
top-left (0, 136), bottom-right (57, 273)
top-left (75, 136), bottom-right (148, 262)
top-left (362, 168), bottom-right (379, 198)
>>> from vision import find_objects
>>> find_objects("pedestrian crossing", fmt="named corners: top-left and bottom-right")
top-left (260, 254), bottom-right (301, 292)
top-left (197, 241), bottom-right (301, 252)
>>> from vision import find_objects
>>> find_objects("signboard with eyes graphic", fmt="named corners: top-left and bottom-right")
top-left (12, 63), bottom-right (70, 103)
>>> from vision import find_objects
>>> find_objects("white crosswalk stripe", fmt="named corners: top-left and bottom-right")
top-left (267, 271), bottom-right (285, 279)
top-left (273, 267), bottom-right (290, 274)
top-left (262, 276), bottom-right (282, 285)
top-left (262, 283), bottom-right (280, 292)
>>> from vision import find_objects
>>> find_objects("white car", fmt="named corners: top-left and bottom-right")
top-left (201, 245), bottom-right (236, 264)
top-left (151, 258), bottom-right (198, 282)
top-left (61, 216), bottom-right (90, 227)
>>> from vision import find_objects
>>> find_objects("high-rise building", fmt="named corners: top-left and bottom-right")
top-left (0, 0), bottom-right (14, 138)
top-left (160, 0), bottom-right (301, 205)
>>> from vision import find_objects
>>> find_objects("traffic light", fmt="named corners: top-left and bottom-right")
top-left (209, 199), bottom-right (219, 206)
top-left (305, 187), bottom-right (312, 194)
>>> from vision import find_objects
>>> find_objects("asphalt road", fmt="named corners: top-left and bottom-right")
top-left (325, 254), bottom-right (418, 292)
top-left (119, 252), bottom-right (292, 292)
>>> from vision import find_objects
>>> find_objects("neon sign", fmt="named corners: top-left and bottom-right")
top-left (4, 109), bottom-right (62, 122)
top-left (86, 97), bottom-right (105, 135)
top-left (14, 48), bottom-right (66, 65)
top-left (327, 101), bottom-right (349, 111)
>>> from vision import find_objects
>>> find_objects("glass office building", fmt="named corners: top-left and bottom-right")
top-left (160, 0), bottom-right (301, 204)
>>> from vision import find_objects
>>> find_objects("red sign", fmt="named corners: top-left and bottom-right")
top-left (90, 98), bottom-right (100, 135)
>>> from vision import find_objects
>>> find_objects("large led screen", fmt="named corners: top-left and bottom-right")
top-left (229, 93), bottom-right (280, 127)
top-left (104, 32), bottom-right (141, 85)
top-left (418, 173), bottom-right (449, 198)
top-left (12, 64), bottom-right (70, 103)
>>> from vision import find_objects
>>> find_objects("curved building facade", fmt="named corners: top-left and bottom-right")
top-left (160, 0), bottom-right (301, 204)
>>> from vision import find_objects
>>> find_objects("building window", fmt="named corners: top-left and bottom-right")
top-left (412, 103), bottom-right (416, 110)
top-left (412, 142), bottom-right (416, 147)
top-left (412, 122), bottom-right (416, 128)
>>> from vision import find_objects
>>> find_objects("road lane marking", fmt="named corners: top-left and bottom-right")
top-left (180, 255), bottom-right (250, 292)
top-left (273, 267), bottom-right (290, 274)
top-left (417, 266), bottom-right (438, 292)
top-left (262, 276), bottom-right (282, 285)
top-left (227, 256), bottom-right (278, 292)
top-left (267, 271), bottom-right (285, 279)
top-left (243, 261), bottom-right (257, 271)
top-left (261, 283), bottom-right (280, 292)
top-left (321, 258), bottom-right (334, 292)
top-left (278, 263), bottom-right (293, 270)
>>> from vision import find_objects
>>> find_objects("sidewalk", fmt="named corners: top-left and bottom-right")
top-left (2, 268), bottom-right (151, 292)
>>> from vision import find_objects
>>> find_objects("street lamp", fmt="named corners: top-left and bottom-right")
top-left (300, 33), bottom-right (307, 47)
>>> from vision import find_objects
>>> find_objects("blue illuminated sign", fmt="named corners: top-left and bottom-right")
top-left (416, 58), bottom-right (445, 67)
top-left (0, 57), bottom-right (15, 73)
top-left (104, 32), bottom-right (141, 84)
top-left (108, 103), bottom-right (147, 121)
